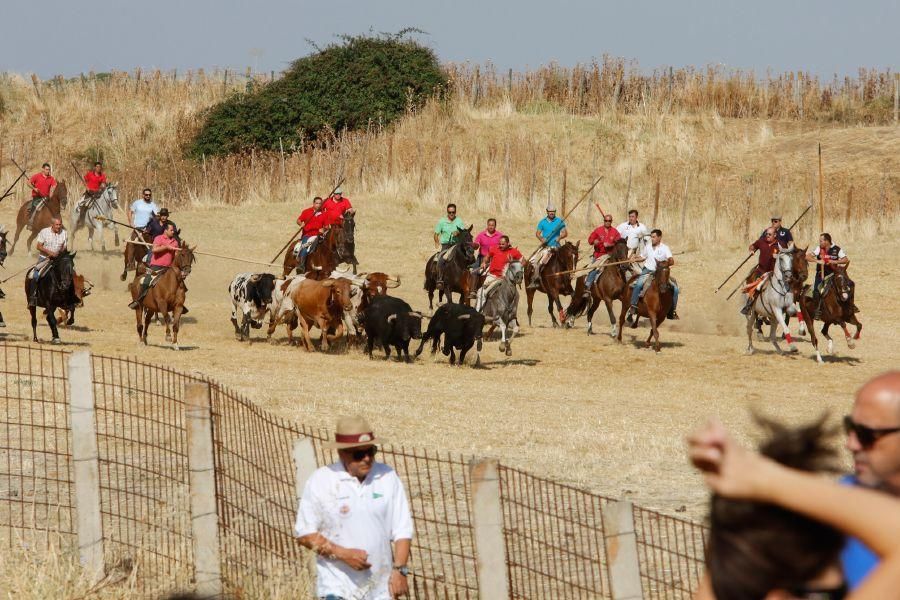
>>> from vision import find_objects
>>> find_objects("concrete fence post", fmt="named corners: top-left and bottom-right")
top-left (603, 500), bottom-right (644, 600)
top-left (68, 350), bottom-right (105, 584)
top-left (469, 458), bottom-right (509, 599)
top-left (185, 382), bottom-right (223, 599)
top-left (293, 438), bottom-right (319, 577)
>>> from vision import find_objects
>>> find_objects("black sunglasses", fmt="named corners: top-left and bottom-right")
top-left (350, 446), bottom-right (378, 461)
top-left (844, 416), bottom-right (900, 449)
top-left (787, 582), bottom-right (847, 599)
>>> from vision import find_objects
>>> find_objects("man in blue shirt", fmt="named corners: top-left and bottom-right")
top-left (841, 371), bottom-right (900, 589)
top-left (527, 204), bottom-right (567, 289)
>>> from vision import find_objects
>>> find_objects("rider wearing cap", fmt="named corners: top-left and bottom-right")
top-left (763, 215), bottom-right (793, 249)
top-left (527, 204), bottom-right (567, 289)
top-left (145, 208), bottom-right (178, 240)
top-left (323, 187), bottom-right (354, 224)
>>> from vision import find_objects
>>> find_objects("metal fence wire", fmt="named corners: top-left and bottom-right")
top-left (633, 505), bottom-right (707, 599)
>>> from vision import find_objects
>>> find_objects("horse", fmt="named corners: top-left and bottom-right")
top-left (479, 260), bottom-right (524, 356)
top-left (616, 262), bottom-right (675, 352)
top-left (424, 226), bottom-right (476, 308)
top-left (129, 242), bottom-right (196, 350)
top-left (9, 181), bottom-right (68, 255)
top-left (743, 249), bottom-right (811, 359)
top-left (282, 226), bottom-right (340, 279)
top-left (70, 185), bottom-right (121, 251)
top-left (563, 239), bottom-right (630, 336)
top-left (333, 213), bottom-right (359, 274)
top-left (24, 251), bottom-right (81, 344)
top-left (811, 265), bottom-right (862, 356)
top-left (524, 240), bottom-right (580, 328)
top-left (121, 229), bottom-right (152, 281)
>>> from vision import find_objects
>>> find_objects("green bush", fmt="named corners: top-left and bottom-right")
top-left (189, 33), bottom-right (447, 157)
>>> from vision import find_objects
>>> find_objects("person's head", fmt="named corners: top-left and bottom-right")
top-left (333, 187), bottom-right (343, 199)
top-left (42, 163), bottom-right (51, 176)
top-left (142, 188), bottom-right (152, 202)
top-left (764, 227), bottom-right (776, 241)
top-left (93, 161), bottom-right (102, 173)
top-left (603, 214), bottom-right (614, 227)
top-left (650, 229), bottom-right (662, 246)
top-left (846, 371), bottom-right (900, 494)
top-left (819, 233), bottom-right (832, 249)
top-left (628, 209), bottom-right (639, 224)
top-left (163, 222), bottom-right (176, 239)
top-left (328, 416), bottom-right (382, 481)
top-left (486, 218), bottom-right (497, 233)
top-left (771, 216), bottom-right (783, 229)
top-left (159, 208), bottom-right (170, 223)
top-left (498, 235), bottom-right (510, 250)
top-left (50, 217), bottom-right (62, 233)
top-left (546, 204), bottom-right (557, 220)
top-left (446, 203), bottom-right (457, 218)
top-left (707, 416), bottom-right (845, 600)
top-left (313, 196), bottom-right (323, 211)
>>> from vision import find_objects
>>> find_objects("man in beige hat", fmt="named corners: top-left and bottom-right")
top-left (295, 416), bottom-right (413, 600)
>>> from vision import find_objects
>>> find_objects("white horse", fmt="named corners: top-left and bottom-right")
top-left (746, 249), bottom-right (821, 362)
top-left (478, 260), bottom-right (523, 356)
top-left (70, 185), bottom-right (120, 251)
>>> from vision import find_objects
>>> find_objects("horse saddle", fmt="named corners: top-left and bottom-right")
top-left (743, 273), bottom-right (770, 297)
top-left (26, 260), bottom-right (54, 281)
top-left (483, 278), bottom-right (503, 299)
top-left (140, 268), bottom-right (168, 289)
top-left (438, 246), bottom-right (456, 261)
top-left (292, 237), bottom-right (318, 259)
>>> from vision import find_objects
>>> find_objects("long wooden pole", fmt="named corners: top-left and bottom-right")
top-left (270, 177), bottom-right (344, 264)
top-left (551, 252), bottom-right (685, 277)
top-left (526, 176), bottom-right (603, 261)
top-left (817, 143), bottom-right (825, 286)
top-left (126, 240), bottom-right (281, 268)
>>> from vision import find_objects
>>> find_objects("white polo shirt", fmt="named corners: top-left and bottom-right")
top-left (130, 199), bottom-right (159, 228)
top-left (640, 240), bottom-right (673, 272)
top-left (616, 221), bottom-right (649, 250)
top-left (294, 461), bottom-right (414, 600)
top-left (36, 227), bottom-right (68, 254)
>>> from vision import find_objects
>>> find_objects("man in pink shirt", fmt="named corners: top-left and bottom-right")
top-left (473, 218), bottom-right (503, 269)
top-left (129, 223), bottom-right (181, 309)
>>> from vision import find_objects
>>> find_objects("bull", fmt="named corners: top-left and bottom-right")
top-left (415, 302), bottom-right (485, 366)
top-left (291, 277), bottom-right (353, 352)
top-left (359, 295), bottom-right (423, 362)
top-left (228, 272), bottom-right (277, 342)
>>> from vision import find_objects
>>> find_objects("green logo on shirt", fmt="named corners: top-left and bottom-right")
top-left (373, 492), bottom-right (383, 499)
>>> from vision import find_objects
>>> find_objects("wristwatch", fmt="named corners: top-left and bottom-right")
top-left (393, 565), bottom-right (410, 577)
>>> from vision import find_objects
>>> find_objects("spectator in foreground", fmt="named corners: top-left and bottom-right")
top-left (689, 417), bottom-right (900, 600)
top-left (295, 416), bottom-right (413, 600)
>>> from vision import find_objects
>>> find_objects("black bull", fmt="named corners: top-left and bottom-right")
top-left (359, 295), bottom-right (423, 362)
top-left (416, 302), bottom-right (485, 365)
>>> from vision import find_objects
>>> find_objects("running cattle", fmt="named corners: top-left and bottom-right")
top-left (416, 302), bottom-right (485, 366)
top-left (228, 272), bottom-right (277, 342)
top-left (358, 295), bottom-right (423, 362)
top-left (290, 277), bottom-right (353, 352)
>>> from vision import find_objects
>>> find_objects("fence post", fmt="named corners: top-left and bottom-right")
top-left (469, 459), bottom-right (509, 599)
top-left (185, 382), bottom-right (223, 598)
top-left (293, 438), bottom-right (319, 580)
top-left (603, 500), bottom-right (644, 600)
top-left (68, 350), bottom-right (104, 584)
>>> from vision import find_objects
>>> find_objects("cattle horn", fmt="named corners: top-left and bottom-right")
top-left (386, 274), bottom-right (401, 288)
top-left (408, 311), bottom-right (422, 318)
top-left (457, 314), bottom-right (471, 320)
top-left (322, 279), bottom-right (335, 287)
top-left (387, 313), bottom-right (397, 323)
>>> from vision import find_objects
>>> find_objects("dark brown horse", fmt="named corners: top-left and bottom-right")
top-left (121, 230), bottom-right (153, 281)
top-left (616, 263), bottom-right (674, 352)
top-left (812, 265), bottom-right (862, 355)
top-left (129, 242), bottom-right (195, 349)
top-left (9, 181), bottom-right (68, 255)
top-left (563, 239), bottom-right (629, 336)
top-left (524, 240), bottom-right (579, 327)
top-left (424, 226), bottom-right (476, 309)
top-left (282, 227), bottom-right (340, 280)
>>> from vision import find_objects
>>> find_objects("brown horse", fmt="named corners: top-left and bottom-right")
top-left (616, 263), bottom-right (674, 352)
top-left (129, 242), bottom-right (196, 349)
top-left (812, 265), bottom-right (862, 355)
top-left (282, 227), bottom-right (339, 279)
top-left (121, 230), bottom-right (153, 281)
top-left (524, 240), bottom-right (579, 327)
top-left (563, 239), bottom-right (629, 336)
top-left (9, 181), bottom-right (68, 255)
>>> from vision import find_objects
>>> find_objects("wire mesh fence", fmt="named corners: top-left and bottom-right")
top-left (0, 344), bottom-right (709, 598)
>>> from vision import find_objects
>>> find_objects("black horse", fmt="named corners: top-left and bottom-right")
top-left (25, 251), bottom-right (80, 344)
top-left (424, 226), bottom-right (476, 309)
top-left (0, 229), bottom-right (8, 327)
top-left (334, 212), bottom-right (359, 274)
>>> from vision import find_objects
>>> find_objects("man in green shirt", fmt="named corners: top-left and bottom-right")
top-left (433, 203), bottom-right (465, 290)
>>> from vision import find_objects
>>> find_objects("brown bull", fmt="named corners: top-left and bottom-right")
top-left (290, 277), bottom-right (353, 352)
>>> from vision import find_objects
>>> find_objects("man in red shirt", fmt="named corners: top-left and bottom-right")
top-left (295, 197), bottom-right (330, 273)
top-left (28, 163), bottom-right (57, 217)
top-left (475, 235), bottom-right (523, 310)
top-left (740, 227), bottom-right (778, 315)
top-left (323, 187), bottom-right (353, 224)
top-left (585, 215), bottom-right (622, 292)
top-left (83, 162), bottom-right (107, 196)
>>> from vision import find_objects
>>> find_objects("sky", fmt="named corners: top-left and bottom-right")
top-left (1, 0), bottom-right (896, 78)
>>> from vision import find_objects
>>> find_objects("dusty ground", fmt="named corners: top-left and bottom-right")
top-left (0, 196), bottom-right (896, 519)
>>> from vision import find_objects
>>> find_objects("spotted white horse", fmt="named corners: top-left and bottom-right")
top-left (70, 185), bottom-right (120, 251)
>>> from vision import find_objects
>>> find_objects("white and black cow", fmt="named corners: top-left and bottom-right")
top-left (228, 272), bottom-right (277, 341)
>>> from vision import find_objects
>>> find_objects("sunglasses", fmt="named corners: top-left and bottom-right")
top-left (765, 233), bottom-right (775, 237)
top-left (349, 446), bottom-right (378, 461)
top-left (844, 416), bottom-right (900, 449)
top-left (787, 582), bottom-right (847, 599)
top-left (604, 219), bottom-right (613, 223)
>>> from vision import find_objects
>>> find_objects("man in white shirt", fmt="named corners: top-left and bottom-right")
top-left (616, 209), bottom-right (649, 255)
top-left (29, 217), bottom-right (69, 307)
top-left (128, 188), bottom-right (159, 229)
top-left (628, 228), bottom-right (679, 320)
top-left (295, 416), bottom-right (413, 600)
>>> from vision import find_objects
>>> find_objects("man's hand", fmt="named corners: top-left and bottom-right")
top-left (335, 546), bottom-right (371, 571)
top-left (389, 569), bottom-right (409, 598)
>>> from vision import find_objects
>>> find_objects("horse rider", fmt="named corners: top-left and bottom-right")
top-left (433, 203), bottom-right (465, 290)
top-left (29, 217), bottom-right (68, 308)
top-left (296, 196), bottom-right (330, 273)
top-left (616, 209), bottom-right (649, 260)
top-left (740, 227), bottom-right (778, 315)
top-left (128, 222), bottom-right (180, 309)
top-left (584, 213), bottom-right (622, 296)
top-left (76, 161), bottom-right (108, 216)
top-left (143, 208), bottom-right (179, 263)
top-left (27, 163), bottom-right (57, 223)
top-left (129, 188), bottom-right (159, 230)
top-left (763, 215), bottom-right (793, 249)
top-left (323, 186), bottom-right (354, 224)
top-left (527, 204), bottom-right (567, 289)
top-left (806, 232), bottom-right (856, 316)
top-left (627, 228), bottom-right (680, 320)
top-left (475, 235), bottom-right (522, 311)
top-left (473, 218), bottom-right (503, 270)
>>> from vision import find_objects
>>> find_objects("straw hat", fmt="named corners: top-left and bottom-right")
top-left (546, 203), bottom-right (557, 212)
top-left (323, 415), bottom-right (384, 449)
